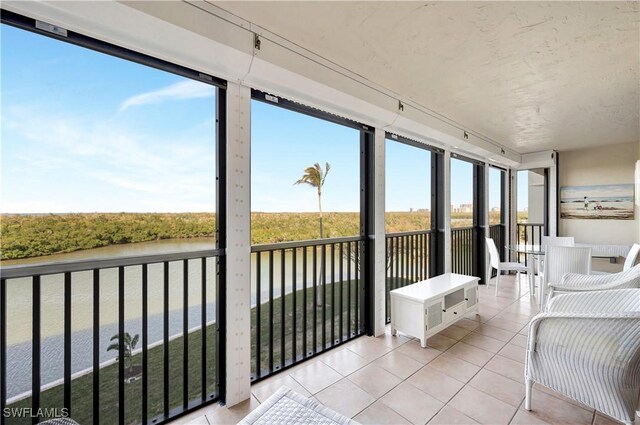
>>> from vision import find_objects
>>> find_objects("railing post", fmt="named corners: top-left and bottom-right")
top-left (225, 81), bottom-right (251, 407)
top-left (372, 128), bottom-right (386, 337)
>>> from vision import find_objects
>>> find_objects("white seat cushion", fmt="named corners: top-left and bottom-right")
top-left (499, 262), bottom-right (528, 272)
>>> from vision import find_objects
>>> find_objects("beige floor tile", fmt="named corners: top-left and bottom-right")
top-left (468, 369), bottom-right (525, 407)
top-left (346, 336), bottom-right (393, 361)
top-left (173, 412), bottom-right (210, 425)
top-left (486, 317), bottom-right (528, 333)
top-left (445, 341), bottom-right (494, 367)
top-left (473, 323), bottom-right (516, 342)
top-left (348, 363), bottom-right (402, 398)
top-left (428, 353), bottom-right (480, 383)
top-left (456, 318), bottom-right (481, 331)
top-left (290, 360), bottom-right (343, 394)
top-left (484, 355), bottom-right (525, 383)
top-left (461, 332), bottom-right (507, 353)
top-left (494, 311), bottom-right (534, 326)
top-left (251, 373), bottom-right (311, 403)
top-left (533, 383), bottom-right (593, 410)
top-left (396, 340), bottom-right (442, 364)
top-left (448, 386), bottom-right (517, 425)
top-left (510, 333), bottom-right (529, 348)
top-left (521, 388), bottom-right (594, 425)
top-left (427, 333), bottom-right (458, 351)
top-left (315, 378), bottom-right (375, 418)
top-left (377, 331), bottom-right (412, 348)
top-left (372, 350), bottom-right (424, 379)
top-left (353, 400), bottom-right (412, 425)
top-left (202, 395), bottom-right (260, 425)
top-left (380, 381), bottom-right (444, 425)
top-left (407, 365), bottom-right (465, 403)
top-left (498, 343), bottom-right (526, 364)
top-left (428, 405), bottom-right (479, 424)
top-left (438, 324), bottom-right (472, 340)
top-left (510, 409), bottom-right (552, 424)
top-left (593, 413), bottom-right (625, 425)
top-left (320, 347), bottom-right (369, 376)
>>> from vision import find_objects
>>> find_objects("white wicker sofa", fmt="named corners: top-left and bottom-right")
top-left (547, 264), bottom-right (640, 300)
top-left (525, 289), bottom-right (640, 425)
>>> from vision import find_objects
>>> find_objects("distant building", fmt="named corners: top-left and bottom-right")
top-left (490, 207), bottom-right (501, 212)
top-left (459, 204), bottom-right (473, 213)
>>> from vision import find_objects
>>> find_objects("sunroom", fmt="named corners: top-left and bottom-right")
top-left (1, 2), bottom-right (639, 425)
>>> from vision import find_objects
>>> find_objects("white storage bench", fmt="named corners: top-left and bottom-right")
top-left (390, 273), bottom-right (479, 347)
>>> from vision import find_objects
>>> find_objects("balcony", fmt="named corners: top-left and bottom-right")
top-left (173, 277), bottom-right (613, 425)
top-left (1, 2), bottom-right (639, 425)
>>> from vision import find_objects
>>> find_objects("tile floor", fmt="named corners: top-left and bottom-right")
top-left (174, 275), bottom-right (629, 425)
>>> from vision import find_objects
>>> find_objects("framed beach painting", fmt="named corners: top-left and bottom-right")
top-left (560, 184), bottom-right (634, 220)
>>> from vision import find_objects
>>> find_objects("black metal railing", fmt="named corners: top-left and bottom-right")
top-left (517, 223), bottom-right (545, 263)
top-left (250, 236), bottom-right (366, 382)
top-left (385, 230), bottom-right (434, 323)
top-left (451, 227), bottom-right (475, 276)
top-left (0, 249), bottom-right (223, 425)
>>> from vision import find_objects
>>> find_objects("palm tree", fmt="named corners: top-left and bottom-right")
top-left (294, 162), bottom-right (331, 238)
top-left (107, 332), bottom-right (139, 378)
top-left (295, 162), bottom-right (331, 308)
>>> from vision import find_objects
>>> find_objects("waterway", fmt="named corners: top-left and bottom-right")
top-left (2, 238), bottom-right (358, 399)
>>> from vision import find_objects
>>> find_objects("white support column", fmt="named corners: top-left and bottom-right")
top-left (444, 151), bottom-right (452, 273)
top-left (505, 168), bottom-right (512, 259)
top-left (225, 81), bottom-right (252, 407)
top-left (636, 160), bottom-right (640, 243)
top-left (373, 128), bottom-right (386, 337)
top-left (548, 152), bottom-right (558, 236)
top-left (483, 164), bottom-right (491, 284)
top-left (510, 170), bottom-right (518, 261)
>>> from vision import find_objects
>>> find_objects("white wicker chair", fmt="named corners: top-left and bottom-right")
top-left (541, 236), bottom-right (575, 247)
top-left (486, 237), bottom-right (528, 297)
top-left (532, 236), bottom-right (576, 295)
top-left (540, 246), bottom-right (591, 310)
top-left (593, 243), bottom-right (640, 275)
top-left (525, 289), bottom-right (640, 425)
top-left (548, 264), bottom-right (640, 300)
top-left (534, 236), bottom-right (576, 288)
top-left (624, 243), bottom-right (640, 271)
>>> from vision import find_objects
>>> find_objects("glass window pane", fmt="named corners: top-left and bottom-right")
top-left (1, 25), bottom-right (217, 267)
top-left (385, 140), bottom-right (431, 231)
top-left (489, 168), bottom-right (503, 225)
top-left (251, 100), bottom-right (361, 243)
top-left (450, 158), bottom-right (474, 228)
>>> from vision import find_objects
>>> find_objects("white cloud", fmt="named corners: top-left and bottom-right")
top-left (119, 80), bottom-right (215, 111)
top-left (2, 104), bottom-right (216, 213)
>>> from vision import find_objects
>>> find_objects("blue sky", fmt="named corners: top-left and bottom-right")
top-left (2, 24), bottom-right (503, 214)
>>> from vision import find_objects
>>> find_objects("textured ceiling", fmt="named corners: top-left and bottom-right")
top-left (213, 1), bottom-right (639, 153)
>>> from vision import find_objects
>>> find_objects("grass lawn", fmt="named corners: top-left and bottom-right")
top-left (6, 325), bottom-right (219, 425)
top-left (251, 278), bottom-right (365, 378)
top-left (6, 278), bottom-right (367, 424)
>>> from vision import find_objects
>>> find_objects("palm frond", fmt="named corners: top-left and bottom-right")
top-left (131, 334), bottom-right (140, 349)
top-left (106, 343), bottom-right (119, 352)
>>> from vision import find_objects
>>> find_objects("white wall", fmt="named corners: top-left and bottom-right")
top-left (527, 171), bottom-right (545, 224)
top-left (559, 142), bottom-right (639, 247)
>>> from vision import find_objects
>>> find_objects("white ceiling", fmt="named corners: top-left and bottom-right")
top-left (214, 1), bottom-right (639, 154)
